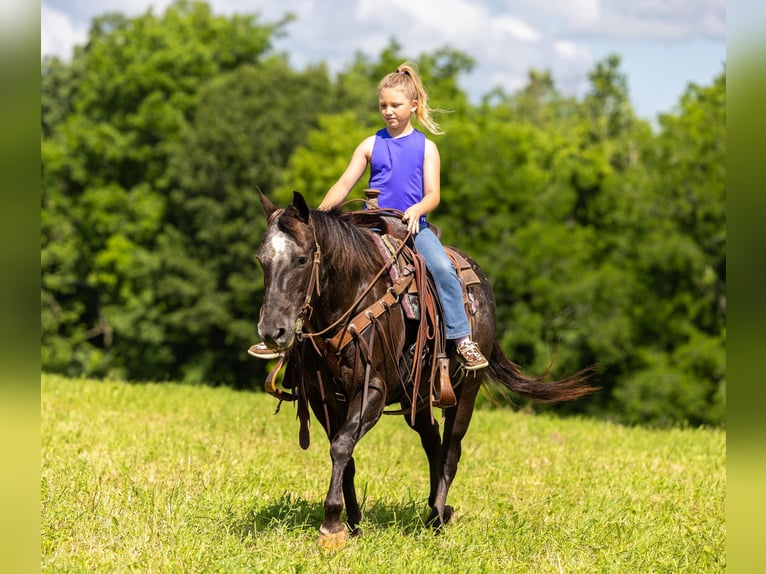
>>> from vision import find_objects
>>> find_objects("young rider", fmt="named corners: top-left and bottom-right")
top-left (249, 62), bottom-right (488, 370)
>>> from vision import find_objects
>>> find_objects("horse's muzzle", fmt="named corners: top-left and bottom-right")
top-left (257, 322), bottom-right (295, 352)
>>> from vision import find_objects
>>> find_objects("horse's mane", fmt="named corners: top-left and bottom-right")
top-left (278, 206), bottom-right (385, 282)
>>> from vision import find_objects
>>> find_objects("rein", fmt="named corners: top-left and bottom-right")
top-left (295, 213), bottom-right (413, 344)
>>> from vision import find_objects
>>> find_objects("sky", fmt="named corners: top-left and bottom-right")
top-left (40, 0), bottom-right (727, 121)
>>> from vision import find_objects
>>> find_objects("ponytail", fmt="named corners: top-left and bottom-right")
top-left (378, 62), bottom-right (446, 135)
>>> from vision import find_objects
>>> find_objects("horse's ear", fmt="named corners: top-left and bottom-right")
top-left (292, 191), bottom-right (311, 223)
top-left (258, 189), bottom-right (277, 220)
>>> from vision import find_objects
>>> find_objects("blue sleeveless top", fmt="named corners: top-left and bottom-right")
top-left (369, 128), bottom-right (428, 225)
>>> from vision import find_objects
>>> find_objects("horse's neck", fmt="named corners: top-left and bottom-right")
top-left (313, 231), bottom-right (389, 328)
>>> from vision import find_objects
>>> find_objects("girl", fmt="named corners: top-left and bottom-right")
top-left (250, 62), bottom-right (487, 370)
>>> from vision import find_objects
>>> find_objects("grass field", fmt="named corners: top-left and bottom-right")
top-left (41, 374), bottom-right (725, 573)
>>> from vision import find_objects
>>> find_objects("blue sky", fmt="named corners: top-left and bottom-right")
top-left (40, 0), bottom-right (727, 121)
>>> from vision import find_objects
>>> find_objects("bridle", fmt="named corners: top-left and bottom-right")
top-left (264, 206), bottom-right (322, 339)
top-left (294, 233), bottom-right (321, 338)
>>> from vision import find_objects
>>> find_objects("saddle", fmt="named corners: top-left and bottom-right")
top-left (348, 208), bottom-right (482, 315)
top-left (330, 209), bottom-right (483, 409)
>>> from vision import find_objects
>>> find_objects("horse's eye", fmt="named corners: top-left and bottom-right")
top-left (296, 256), bottom-right (309, 267)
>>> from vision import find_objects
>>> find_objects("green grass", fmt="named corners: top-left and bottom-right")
top-left (41, 374), bottom-right (725, 573)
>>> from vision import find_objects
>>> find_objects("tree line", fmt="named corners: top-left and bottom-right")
top-left (41, 0), bottom-right (725, 426)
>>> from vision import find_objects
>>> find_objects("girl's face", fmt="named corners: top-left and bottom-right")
top-left (378, 87), bottom-right (417, 134)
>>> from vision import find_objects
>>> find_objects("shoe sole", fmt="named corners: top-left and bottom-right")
top-left (247, 348), bottom-right (282, 359)
top-left (462, 361), bottom-right (489, 371)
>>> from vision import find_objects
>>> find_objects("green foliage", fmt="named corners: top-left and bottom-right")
top-left (40, 1), bottom-right (726, 426)
top-left (278, 111), bottom-right (374, 206)
top-left (41, 1), bottom-right (289, 385)
top-left (157, 58), bottom-right (335, 386)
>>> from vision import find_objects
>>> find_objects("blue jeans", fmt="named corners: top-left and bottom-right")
top-left (414, 227), bottom-right (471, 340)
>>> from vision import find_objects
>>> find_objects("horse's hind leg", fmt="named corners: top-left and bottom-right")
top-left (406, 408), bottom-right (442, 511)
top-left (427, 376), bottom-right (482, 529)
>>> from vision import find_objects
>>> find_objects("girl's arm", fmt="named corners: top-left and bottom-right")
top-left (318, 136), bottom-right (374, 210)
top-left (402, 139), bottom-right (441, 234)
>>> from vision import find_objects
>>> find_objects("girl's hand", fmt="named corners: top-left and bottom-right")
top-left (402, 206), bottom-right (422, 235)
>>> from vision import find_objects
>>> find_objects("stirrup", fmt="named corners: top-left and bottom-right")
top-left (432, 355), bottom-right (456, 408)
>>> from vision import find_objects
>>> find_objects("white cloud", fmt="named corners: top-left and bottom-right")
top-left (357, 0), bottom-right (488, 39)
top-left (41, 5), bottom-right (88, 60)
top-left (499, 0), bottom-right (725, 41)
top-left (495, 16), bottom-right (540, 42)
top-left (570, 0), bottom-right (726, 41)
top-left (700, 7), bottom-right (727, 39)
top-left (500, 0), bottom-right (600, 26)
top-left (553, 40), bottom-right (581, 60)
top-left (48, 0), bottom-right (173, 18)
top-left (39, 0), bottom-right (726, 118)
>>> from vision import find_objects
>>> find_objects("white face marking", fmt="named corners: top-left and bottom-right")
top-left (268, 231), bottom-right (290, 256)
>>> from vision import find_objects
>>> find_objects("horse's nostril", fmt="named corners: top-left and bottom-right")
top-left (259, 325), bottom-right (290, 350)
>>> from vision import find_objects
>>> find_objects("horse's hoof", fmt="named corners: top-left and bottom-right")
top-left (443, 505), bottom-right (454, 524)
top-left (427, 505), bottom-right (455, 531)
top-left (317, 528), bottom-right (349, 551)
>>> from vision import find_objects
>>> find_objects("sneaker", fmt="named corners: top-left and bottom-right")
top-left (247, 342), bottom-right (282, 359)
top-left (455, 339), bottom-right (489, 371)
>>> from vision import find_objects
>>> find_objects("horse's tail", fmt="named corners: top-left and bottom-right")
top-left (486, 341), bottom-right (598, 403)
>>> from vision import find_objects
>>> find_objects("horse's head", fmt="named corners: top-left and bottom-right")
top-left (256, 191), bottom-right (318, 352)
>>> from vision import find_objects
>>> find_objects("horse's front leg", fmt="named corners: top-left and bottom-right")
top-left (341, 457), bottom-right (360, 534)
top-left (319, 378), bottom-right (385, 544)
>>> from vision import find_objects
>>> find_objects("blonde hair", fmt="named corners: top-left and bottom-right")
top-left (378, 62), bottom-right (445, 135)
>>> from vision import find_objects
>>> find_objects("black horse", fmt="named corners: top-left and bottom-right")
top-left (255, 191), bottom-right (596, 547)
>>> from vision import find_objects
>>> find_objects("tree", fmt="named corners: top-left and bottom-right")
top-left (156, 58), bottom-right (334, 386)
top-left (41, 1), bottom-right (288, 380)
top-left (610, 72), bottom-right (726, 425)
